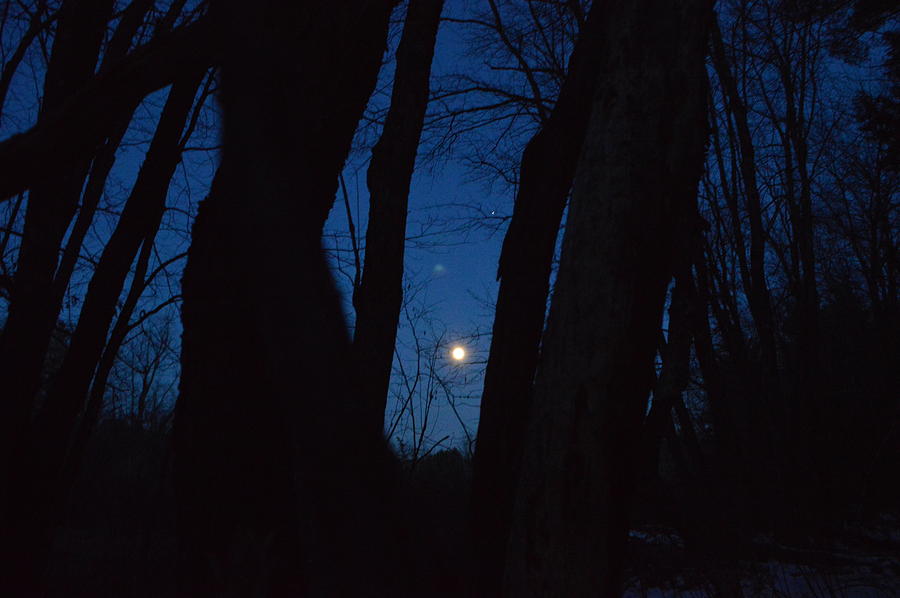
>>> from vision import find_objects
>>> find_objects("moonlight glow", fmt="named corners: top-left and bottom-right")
top-left (451, 346), bottom-right (466, 361)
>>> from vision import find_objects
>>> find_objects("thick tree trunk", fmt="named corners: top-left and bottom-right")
top-left (174, 2), bottom-right (397, 596)
top-left (353, 0), bottom-right (444, 433)
top-left (503, 1), bottom-right (711, 595)
top-left (468, 6), bottom-right (609, 594)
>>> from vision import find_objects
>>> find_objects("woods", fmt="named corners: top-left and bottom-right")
top-left (0, 0), bottom-right (897, 596)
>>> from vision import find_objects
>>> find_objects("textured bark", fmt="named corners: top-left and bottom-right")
top-left (174, 2), bottom-right (397, 596)
top-left (503, 1), bottom-right (711, 595)
top-left (353, 0), bottom-right (444, 432)
top-left (468, 6), bottom-right (609, 594)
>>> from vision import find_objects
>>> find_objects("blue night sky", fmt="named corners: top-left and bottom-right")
top-left (0, 0), bottom-right (567, 455)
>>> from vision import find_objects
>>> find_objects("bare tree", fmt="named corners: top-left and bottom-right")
top-left (174, 2), bottom-right (400, 595)
top-left (504, 1), bottom-right (711, 594)
top-left (468, 3), bottom-right (609, 594)
top-left (353, 0), bottom-right (445, 434)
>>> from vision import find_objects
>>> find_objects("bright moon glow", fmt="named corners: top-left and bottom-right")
top-left (451, 346), bottom-right (466, 361)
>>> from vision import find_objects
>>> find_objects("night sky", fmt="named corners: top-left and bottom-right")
top-left (0, 0), bottom-right (540, 453)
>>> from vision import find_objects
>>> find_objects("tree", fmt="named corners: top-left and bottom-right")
top-left (174, 2), bottom-right (399, 595)
top-left (1, 4), bottom-right (113, 535)
top-left (468, 3), bottom-right (609, 594)
top-left (503, 1), bottom-right (712, 595)
top-left (0, 68), bottom-right (206, 593)
top-left (352, 0), bottom-right (445, 433)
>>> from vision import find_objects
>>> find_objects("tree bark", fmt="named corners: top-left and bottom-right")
top-left (468, 6), bottom-right (609, 594)
top-left (174, 2), bottom-right (398, 596)
top-left (503, 1), bottom-right (711, 595)
top-left (353, 0), bottom-right (445, 434)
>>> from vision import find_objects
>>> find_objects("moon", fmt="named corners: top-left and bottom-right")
top-left (451, 346), bottom-right (466, 361)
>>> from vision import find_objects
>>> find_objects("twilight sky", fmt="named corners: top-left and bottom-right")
top-left (0, 0), bottom-right (562, 455)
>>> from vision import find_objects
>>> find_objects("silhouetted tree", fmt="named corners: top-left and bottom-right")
top-left (468, 3), bottom-right (609, 594)
top-left (174, 2), bottom-right (399, 595)
top-left (1, 69), bottom-right (205, 593)
top-left (504, 1), bottom-right (712, 595)
top-left (353, 0), bottom-right (445, 434)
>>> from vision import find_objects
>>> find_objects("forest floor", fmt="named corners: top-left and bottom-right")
top-left (42, 435), bottom-right (900, 597)
top-left (624, 513), bottom-right (900, 597)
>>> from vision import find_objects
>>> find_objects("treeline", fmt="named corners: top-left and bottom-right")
top-left (0, 0), bottom-right (897, 597)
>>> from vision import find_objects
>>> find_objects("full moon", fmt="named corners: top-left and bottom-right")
top-left (451, 346), bottom-right (466, 361)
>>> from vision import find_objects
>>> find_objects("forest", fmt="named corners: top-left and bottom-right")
top-left (0, 0), bottom-right (897, 596)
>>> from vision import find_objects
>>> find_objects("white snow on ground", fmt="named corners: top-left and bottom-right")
top-left (624, 524), bottom-right (899, 597)
top-left (629, 526), bottom-right (685, 548)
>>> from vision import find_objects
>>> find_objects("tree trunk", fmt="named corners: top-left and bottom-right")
top-left (503, 1), bottom-right (711, 595)
top-left (642, 277), bottom-right (694, 480)
top-left (0, 3), bottom-right (113, 590)
top-left (174, 2), bottom-right (398, 596)
top-left (0, 16), bottom-right (216, 203)
top-left (50, 0), bottom-right (160, 312)
top-left (0, 69), bottom-right (202, 595)
top-left (353, 0), bottom-right (444, 434)
top-left (469, 6), bottom-right (609, 594)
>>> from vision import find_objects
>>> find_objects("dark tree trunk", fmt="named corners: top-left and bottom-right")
top-left (0, 2), bottom-right (54, 125)
top-left (0, 16), bottom-right (216, 203)
top-left (33, 69), bottom-right (203, 460)
top-left (691, 232), bottom-right (744, 471)
top-left (63, 227), bottom-right (174, 495)
top-left (468, 7), bottom-right (609, 594)
top-left (0, 69), bottom-right (203, 595)
top-left (0, 3), bottom-right (113, 589)
top-left (503, 1), bottom-right (711, 595)
top-left (50, 0), bottom-right (160, 310)
top-left (174, 2), bottom-right (398, 596)
top-left (642, 277), bottom-right (694, 480)
top-left (353, 0), bottom-right (444, 433)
